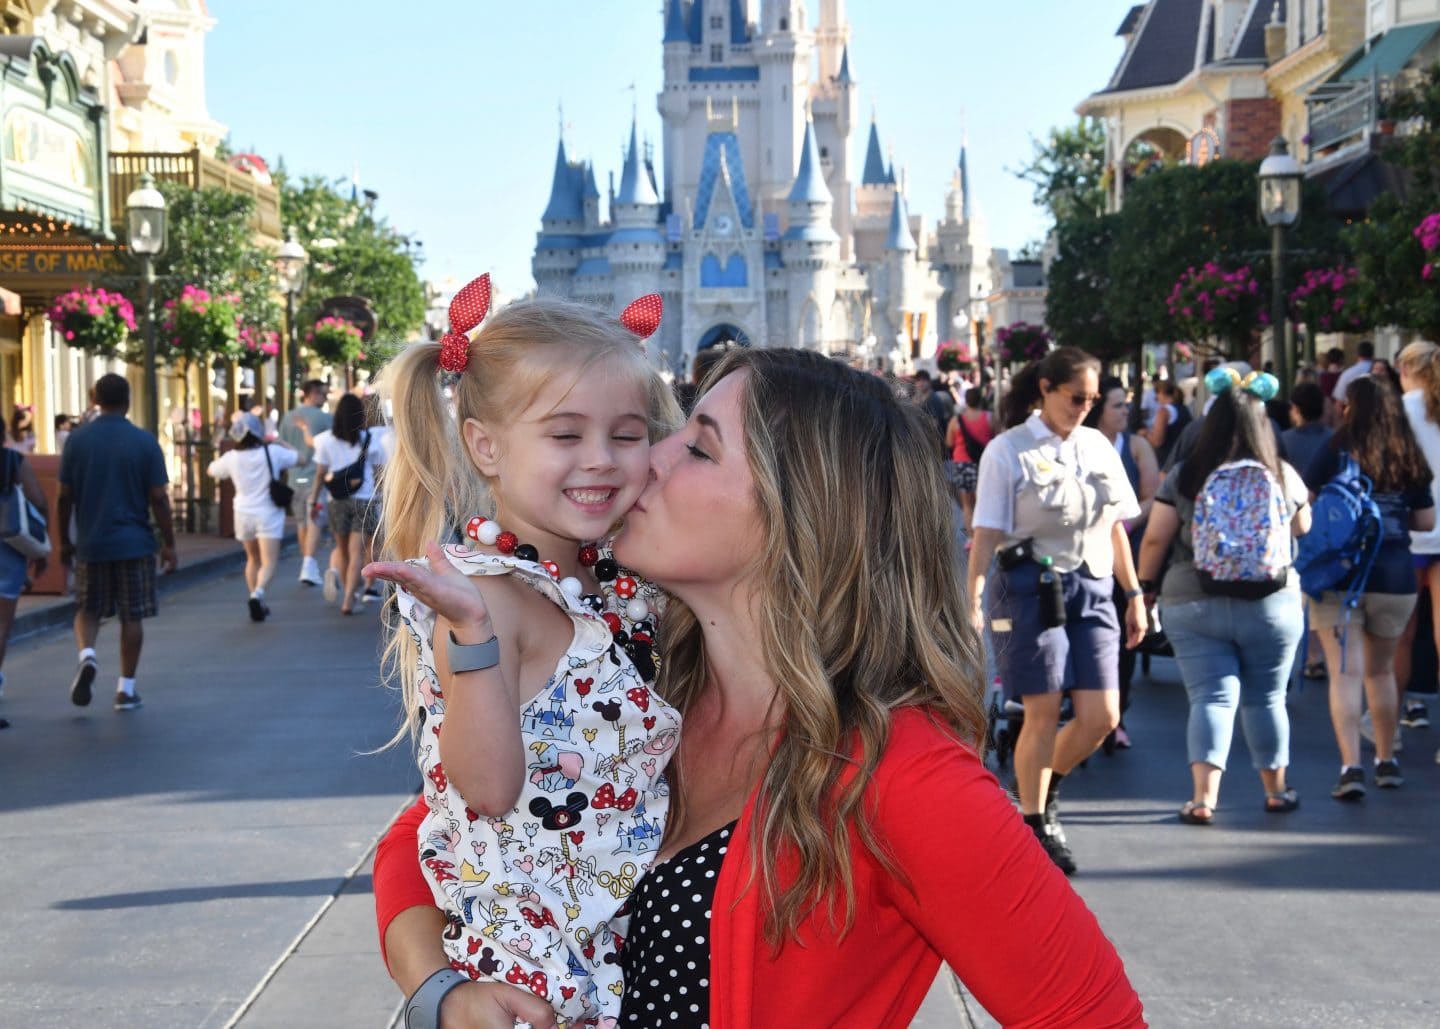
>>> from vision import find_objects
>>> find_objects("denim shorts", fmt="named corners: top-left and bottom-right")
top-left (990, 563), bottom-right (1120, 697)
top-left (0, 541), bottom-right (28, 599)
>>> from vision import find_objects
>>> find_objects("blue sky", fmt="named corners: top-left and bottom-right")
top-left (206, 1), bottom-right (1138, 293)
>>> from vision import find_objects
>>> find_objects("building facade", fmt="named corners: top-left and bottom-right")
top-left (532, 0), bottom-right (992, 376)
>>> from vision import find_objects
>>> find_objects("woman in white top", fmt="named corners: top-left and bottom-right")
top-left (1394, 341), bottom-right (1440, 736)
top-left (207, 412), bottom-right (297, 622)
top-left (310, 392), bottom-right (387, 615)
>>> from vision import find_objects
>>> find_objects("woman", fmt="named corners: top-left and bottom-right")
top-left (944, 386), bottom-right (993, 530)
top-left (1392, 342), bottom-right (1440, 745)
top-left (6, 405), bottom-right (35, 454)
top-left (968, 347), bottom-right (1147, 875)
top-left (309, 393), bottom-right (385, 615)
top-left (0, 444), bottom-right (48, 728)
top-left (1137, 380), bottom-right (1310, 823)
top-left (1084, 377), bottom-right (1159, 749)
top-left (207, 412), bottom-right (297, 622)
top-left (1304, 376), bottom-right (1434, 800)
top-left (372, 350), bottom-right (1144, 1028)
top-left (1143, 379), bottom-right (1189, 467)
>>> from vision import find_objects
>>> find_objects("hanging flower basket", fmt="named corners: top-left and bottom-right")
top-left (1415, 213), bottom-right (1440, 282)
top-left (306, 315), bottom-right (365, 365)
top-left (159, 285), bottom-right (240, 366)
top-left (48, 287), bottom-right (136, 358)
top-left (935, 339), bottom-right (975, 373)
top-left (993, 321), bottom-right (1052, 365)
top-left (1166, 262), bottom-right (1266, 355)
top-left (1289, 265), bottom-right (1366, 335)
top-left (236, 324), bottom-right (281, 369)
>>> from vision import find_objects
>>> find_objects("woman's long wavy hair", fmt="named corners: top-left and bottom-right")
top-left (1174, 387), bottom-right (1283, 501)
top-left (658, 348), bottom-right (988, 946)
top-left (1398, 340), bottom-right (1440, 425)
top-left (375, 297), bottom-right (680, 742)
top-left (1332, 374), bottom-right (1432, 493)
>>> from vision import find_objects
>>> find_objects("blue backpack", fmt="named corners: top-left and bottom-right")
top-left (1294, 453), bottom-right (1383, 607)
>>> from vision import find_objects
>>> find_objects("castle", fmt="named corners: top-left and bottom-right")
top-left (531, 0), bottom-right (991, 375)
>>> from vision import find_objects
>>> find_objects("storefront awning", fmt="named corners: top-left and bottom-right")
top-left (1338, 21), bottom-right (1440, 82)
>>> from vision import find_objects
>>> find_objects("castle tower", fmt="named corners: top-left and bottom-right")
top-left (853, 116), bottom-right (898, 264)
top-left (608, 117), bottom-right (667, 364)
top-left (533, 135), bottom-right (585, 295)
top-left (782, 115), bottom-right (841, 351)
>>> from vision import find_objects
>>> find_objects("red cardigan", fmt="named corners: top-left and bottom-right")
top-left (375, 708), bottom-right (1145, 1028)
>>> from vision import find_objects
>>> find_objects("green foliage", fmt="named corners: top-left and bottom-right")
top-left (280, 175), bottom-right (426, 342)
top-left (1014, 118), bottom-right (1107, 224)
top-left (160, 285), bottom-right (240, 366)
top-left (1045, 214), bottom-right (1131, 360)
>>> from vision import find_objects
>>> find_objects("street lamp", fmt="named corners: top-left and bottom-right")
top-left (1259, 136), bottom-right (1302, 393)
top-left (126, 172), bottom-right (167, 434)
top-left (275, 227), bottom-right (308, 415)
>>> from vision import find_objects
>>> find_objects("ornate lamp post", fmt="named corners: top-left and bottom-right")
top-left (126, 172), bottom-right (167, 434)
top-left (274, 228), bottom-right (309, 415)
top-left (1258, 136), bottom-right (1302, 393)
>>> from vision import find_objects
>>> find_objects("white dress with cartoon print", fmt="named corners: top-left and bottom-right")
top-left (397, 543), bottom-right (680, 1028)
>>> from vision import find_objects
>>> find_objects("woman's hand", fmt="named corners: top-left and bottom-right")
top-left (364, 540), bottom-right (493, 640)
top-left (438, 981), bottom-right (559, 1029)
top-left (1123, 595), bottom-right (1148, 650)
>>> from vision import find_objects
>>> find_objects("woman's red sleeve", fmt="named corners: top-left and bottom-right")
top-left (876, 722), bottom-right (1145, 1028)
top-left (373, 796), bottom-right (434, 967)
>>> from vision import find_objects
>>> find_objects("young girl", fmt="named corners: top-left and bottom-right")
top-left (365, 278), bottom-right (683, 1027)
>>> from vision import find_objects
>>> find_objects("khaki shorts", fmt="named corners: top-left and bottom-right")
top-left (1306, 591), bottom-right (1417, 640)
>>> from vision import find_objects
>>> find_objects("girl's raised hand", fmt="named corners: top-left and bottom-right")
top-left (364, 540), bottom-right (493, 638)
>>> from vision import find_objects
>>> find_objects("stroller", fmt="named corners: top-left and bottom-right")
top-left (986, 678), bottom-right (1079, 770)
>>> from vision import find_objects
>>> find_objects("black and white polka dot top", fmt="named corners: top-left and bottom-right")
top-left (619, 820), bottom-right (736, 1027)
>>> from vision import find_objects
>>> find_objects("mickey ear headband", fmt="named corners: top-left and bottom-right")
top-left (438, 279), bottom-right (662, 375)
top-left (1204, 366), bottom-right (1278, 403)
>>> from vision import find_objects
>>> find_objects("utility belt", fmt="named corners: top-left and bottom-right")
top-left (997, 538), bottom-right (1068, 628)
top-left (997, 538), bottom-right (1038, 571)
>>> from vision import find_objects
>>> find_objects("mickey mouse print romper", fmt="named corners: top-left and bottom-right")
top-left (396, 543), bottom-right (681, 1027)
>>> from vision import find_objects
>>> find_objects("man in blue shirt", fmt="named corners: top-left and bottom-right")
top-left (57, 374), bottom-right (177, 711)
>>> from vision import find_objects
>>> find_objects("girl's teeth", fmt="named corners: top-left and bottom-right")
top-left (568, 489), bottom-right (611, 504)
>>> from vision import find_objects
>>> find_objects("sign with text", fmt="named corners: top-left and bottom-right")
top-left (0, 247), bottom-right (125, 277)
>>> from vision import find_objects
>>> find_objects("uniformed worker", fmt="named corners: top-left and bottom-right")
top-left (967, 347), bottom-right (1147, 875)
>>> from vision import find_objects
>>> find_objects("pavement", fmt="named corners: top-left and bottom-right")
top-left (2, 544), bottom-right (1438, 1027)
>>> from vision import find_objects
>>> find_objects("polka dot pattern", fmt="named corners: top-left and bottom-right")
top-left (620, 293), bottom-right (663, 341)
top-left (449, 273), bottom-right (492, 334)
top-left (620, 820), bottom-right (735, 1027)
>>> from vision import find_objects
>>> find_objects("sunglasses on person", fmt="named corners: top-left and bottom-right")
top-left (1057, 386), bottom-right (1102, 408)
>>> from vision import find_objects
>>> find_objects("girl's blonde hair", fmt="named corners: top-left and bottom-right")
top-left (376, 296), bottom-right (681, 740)
top-left (658, 348), bottom-right (988, 946)
top-left (1397, 340), bottom-right (1440, 424)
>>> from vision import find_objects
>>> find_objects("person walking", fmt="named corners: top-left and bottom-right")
top-left (207, 412), bottom-right (297, 622)
top-left (279, 379), bottom-right (331, 586)
top-left (945, 386), bottom-right (993, 531)
top-left (310, 392), bottom-right (385, 615)
top-left (1303, 376), bottom-right (1433, 798)
top-left (1143, 379), bottom-right (1190, 468)
top-left (1394, 341), bottom-right (1440, 752)
top-left (1084, 376), bottom-right (1159, 749)
top-left (1331, 340), bottom-right (1375, 408)
top-left (0, 445), bottom-right (49, 728)
top-left (1137, 378), bottom-right (1310, 823)
top-left (56, 373), bottom-right (176, 712)
top-left (968, 347), bottom-right (1147, 874)
top-left (1283, 381), bottom-right (1334, 681)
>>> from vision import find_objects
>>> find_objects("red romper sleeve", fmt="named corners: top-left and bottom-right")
top-left (373, 796), bottom-right (433, 971)
top-left (875, 718), bottom-right (1145, 1028)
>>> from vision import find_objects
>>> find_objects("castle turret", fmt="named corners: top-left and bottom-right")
top-left (852, 116), bottom-right (898, 263)
top-left (885, 189), bottom-right (916, 253)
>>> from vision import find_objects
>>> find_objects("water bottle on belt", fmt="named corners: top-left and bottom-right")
top-left (1038, 555), bottom-right (1066, 629)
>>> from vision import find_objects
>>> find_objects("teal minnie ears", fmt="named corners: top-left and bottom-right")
top-left (1203, 365), bottom-right (1278, 402)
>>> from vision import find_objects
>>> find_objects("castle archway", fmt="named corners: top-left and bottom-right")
top-left (697, 323), bottom-right (751, 349)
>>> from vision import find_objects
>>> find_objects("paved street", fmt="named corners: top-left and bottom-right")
top-left (2, 558), bottom-right (1438, 1027)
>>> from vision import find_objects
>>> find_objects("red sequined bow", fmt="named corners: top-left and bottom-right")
top-left (620, 293), bottom-right (662, 341)
top-left (438, 273), bottom-right (492, 373)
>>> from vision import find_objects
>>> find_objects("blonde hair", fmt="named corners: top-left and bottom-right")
top-left (1397, 340), bottom-right (1440, 424)
top-left (659, 348), bottom-right (988, 945)
top-left (376, 296), bottom-right (681, 740)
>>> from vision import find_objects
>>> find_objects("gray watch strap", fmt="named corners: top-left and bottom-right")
top-left (404, 967), bottom-right (468, 1029)
top-left (447, 631), bottom-right (500, 674)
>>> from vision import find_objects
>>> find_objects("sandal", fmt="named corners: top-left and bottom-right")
top-left (1178, 801), bottom-right (1215, 825)
top-left (1302, 661), bottom-right (1327, 680)
top-left (1265, 788), bottom-right (1300, 813)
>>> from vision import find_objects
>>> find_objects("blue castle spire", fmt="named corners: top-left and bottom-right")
top-left (836, 44), bottom-right (853, 84)
top-left (959, 144), bottom-right (970, 221)
top-left (886, 190), bottom-right (916, 252)
top-left (862, 119), bottom-right (893, 186)
top-left (617, 116), bottom-right (659, 206)
top-left (542, 136), bottom-right (583, 223)
top-left (788, 118), bottom-right (832, 205)
top-left (664, 0), bottom-right (688, 43)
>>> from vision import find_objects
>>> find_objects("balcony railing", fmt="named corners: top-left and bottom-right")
top-left (1306, 75), bottom-right (1381, 155)
top-left (109, 149), bottom-right (282, 241)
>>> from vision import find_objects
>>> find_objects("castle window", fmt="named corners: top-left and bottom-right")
top-left (701, 253), bottom-right (748, 288)
top-left (711, 44), bottom-right (723, 63)
top-left (820, 146), bottom-right (829, 159)
top-left (711, 16), bottom-right (723, 29)
top-left (780, 17), bottom-right (788, 31)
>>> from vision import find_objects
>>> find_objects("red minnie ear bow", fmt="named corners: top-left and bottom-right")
top-left (620, 294), bottom-right (662, 342)
top-left (438, 273), bottom-right (493, 373)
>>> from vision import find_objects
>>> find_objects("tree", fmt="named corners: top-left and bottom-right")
top-left (1045, 213), bottom-right (1133, 360)
top-left (280, 175), bottom-right (425, 342)
top-left (1014, 118), bottom-right (1107, 225)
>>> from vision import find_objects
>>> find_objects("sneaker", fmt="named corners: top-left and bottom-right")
top-left (1044, 797), bottom-right (1067, 846)
top-left (69, 659), bottom-right (96, 707)
top-left (1374, 758), bottom-right (1404, 788)
top-left (361, 586), bottom-right (383, 604)
top-left (113, 691), bottom-right (143, 712)
top-left (298, 556), bottom-right (323, 587)
top-left (248, 596), bottom-right (269, 622)
top-left (1113, 725), bottom-right (1133, 750)
top-left (1402, 700), bottom-right (1430, 729)
top-left (1033, 824), bottom-right (1077, 875)
top-left (322, 568), bottom-right (341, 603)
top-left (1331, 766), bottom-right (1367, 801)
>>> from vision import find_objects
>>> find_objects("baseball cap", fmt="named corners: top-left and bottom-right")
top-left (229, 412), bottom-right (265, 443)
